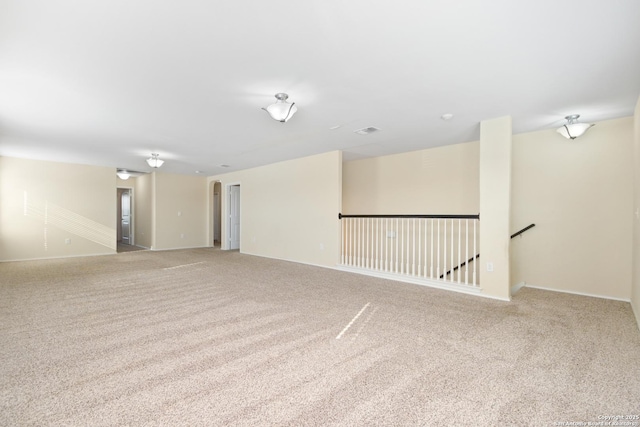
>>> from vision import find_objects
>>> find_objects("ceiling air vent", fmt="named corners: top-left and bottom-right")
top-left (354, 126), bottom-right (381, 135)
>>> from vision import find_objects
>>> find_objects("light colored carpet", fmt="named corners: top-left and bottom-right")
top-left (1, 248), bottom-right (639, 426)
top-left (117, 243), bottom-right (146, 253)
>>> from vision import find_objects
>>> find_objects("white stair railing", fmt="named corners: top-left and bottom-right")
top-left (339, 214), bottom-right (480, 287)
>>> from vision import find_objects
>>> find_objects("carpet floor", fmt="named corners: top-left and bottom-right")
top-left (1, 248), bottom-right (639, 426)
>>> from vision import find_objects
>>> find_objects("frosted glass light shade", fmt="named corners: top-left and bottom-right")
top-left (146, 153), bottom-right (164, 168)
top-left (556, 115), bottom-right (594, 139)
top-left (117, 171), bottom-right (130, 180)
top-left (263, 93), bottom-right (297, 122)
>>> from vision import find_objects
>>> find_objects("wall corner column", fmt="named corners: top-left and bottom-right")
top-left (632, 94), bottom-right (640, 329)
top-left (479, 116), bottom-right (512, 300)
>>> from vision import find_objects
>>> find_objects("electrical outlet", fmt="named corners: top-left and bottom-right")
top-left (65, 238), bottom-right (71, 244)
top-left (486, 262), bottom-right (494, 272)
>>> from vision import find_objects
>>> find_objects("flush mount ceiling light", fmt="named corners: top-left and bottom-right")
top-left (262, 93), bottom-right (297, 122)
top-left (116, 169), bottom-right (131, 180)
top-left (556, 114), bottom-right (594, 140)
top-left (146, 153), bottom-right (164, 168)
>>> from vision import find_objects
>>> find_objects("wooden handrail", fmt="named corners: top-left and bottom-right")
top-left (511, 223), bottom-right (536, 239)
top-left (442, 223), bottom-right (536, 277)
top-left (339, 213), bottom-right (479, 220)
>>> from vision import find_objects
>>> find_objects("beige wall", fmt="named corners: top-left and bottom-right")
top-left (154, 173), bottom-right (208, 250)
top-left (133, 173), bottom-right (154, 249)
top-left (511, 117), bottom-right (634, 300)
top-left (0, 156), bottom-right (117, 261)
top-left (633, 96), bottom-right (640, 327)
top-left (341, 116), bottom-right (633, 301)
top-left (342, 141), bottom-right (479, 214)
top-left (479, 116), bottom-right (512, 300)
top-left (0, 160), bottom-right (208, 259)
top-left (208, 151), bottom-right (342, 268)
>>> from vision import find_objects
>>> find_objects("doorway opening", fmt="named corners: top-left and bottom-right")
top-left (116, 188), bottom-right (143, 253)
top-left (227, 184), bottom-right (241, 250)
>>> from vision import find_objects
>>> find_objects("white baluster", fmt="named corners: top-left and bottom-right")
top-left (350, 218), bottom-right (354, 266)
top-left (395, 218), bottom-right (399, 273)
top-left (357, 218), bottom-right (361, 268)
top-left (448, 219), bottom-right (453, 282)
top-left (417, 219), bottom-right (421, 277)
top-left (347, 218), bottom-right (351, 266)
top-left (374, 218), bottom-right (378, 270)
top-left (456, 219), bottom-right (462, 283)
top-left (400, 218), bottom-right (404, 274)
top-left (424, 219), bottom-right (428, 277)
top-left (342, 218), bottom-right (349, 265)
top-left (465, 219), bottom-right (469, 285)
top-left (340, 218), bottom-right (343, 264)
top-left (436, 219), bottom-right (441, 279)
top-left (473, 219), bottom-right (477, 286)
top-left (385, 218), bottom-right (389, 272)
top-left (411, 219), bottom-right (416, 275)
top-left (443, 219), bottom-right (448, 281)
top-left (366, 218), bottom-right (370, 269)
top-left (345, 218), bottom-right (349, 266)
top-left (430, 219), bottom-right (434, 278)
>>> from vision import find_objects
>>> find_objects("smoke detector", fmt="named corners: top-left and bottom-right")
top-left (354, 126), bottom-right (381, 135)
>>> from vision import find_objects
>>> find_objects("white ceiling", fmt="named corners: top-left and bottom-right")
top-left (1, 0), bottom-right (639, 176)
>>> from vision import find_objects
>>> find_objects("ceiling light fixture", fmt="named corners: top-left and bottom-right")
top-left (146, 153), bottom-right (164, 168)
top-left (556, 114), bottom-right (594, 140)
top-left (262, 93), bottom-right (297, 122)
top-left (117, 170), bottom-right (130, 180)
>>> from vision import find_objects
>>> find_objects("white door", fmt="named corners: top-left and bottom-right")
top-left (229, 185), bottom-right (240, 250)
top-left (121, 190), bottom-right (131, 244)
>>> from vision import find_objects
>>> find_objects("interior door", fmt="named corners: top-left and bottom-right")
top-left (121, 190), bottom-right (131, 244)
top-left (229, 185), bottom-right (240, 250)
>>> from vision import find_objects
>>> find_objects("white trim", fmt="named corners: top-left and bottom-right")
top-left (336, 265), bottom-right (510, 302)
top-left (117, 186), bottom-right (135, 246)
top-left (239, 250), bottom-right (327, 268)
top-left (145, 245), bottom-right (210, 252)
top-left (238, 250), bottom-right (512, 300)
top-left (631, 299), bottom-right (640, 331)
top-left (526, 284), bottom-right (631, 302)
top-left (0, 251), bottom-right (116, 263)
top-left (510, 281), bottom-right (526, 296)
top-left (224, 182), bottom-right (241, 251)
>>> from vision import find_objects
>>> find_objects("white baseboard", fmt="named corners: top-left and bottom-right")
top-left (526, 284), bottom-right (631, 302)
top-left (631, 298), bottom-right (640, 331)
top-left (334, 265), bottom-right (510, 302)
top-left (511, 282), bottom-right (526, 296)
top-left (146, 245), bottom-right (210, 252)
top-left (233, 251), bottom-right (511, 301)
top-left (0, 251), bottom-right (116, 263)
